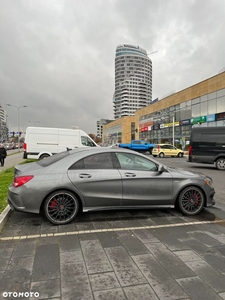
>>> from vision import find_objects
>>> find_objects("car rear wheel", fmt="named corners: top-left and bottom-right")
top-left (215, 158), bottom-right (225, 170)
top-left (44, 190), bottom-right (79, 225)
top-left (178, 186), bottom-right (204, 215)
top-left (178, 152), bottom-right (183, 158)
top-left (159, 152), bottom-right (164, 158)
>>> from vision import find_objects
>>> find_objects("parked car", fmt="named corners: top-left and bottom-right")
top-left (7, 147), bottom-right (215, 225)
top-left (188, 126), bottom-right (225, 170)
top-left (152, 144), bottom-right (184, 158)
top-left (3, 143), bottom-right (13, 150)
top-left (23, 126), bottom-right (98, 160)
top-left (119, 140), bottom-right (155, 154)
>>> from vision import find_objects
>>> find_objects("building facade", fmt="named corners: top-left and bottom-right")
top-left (104, 72), bottom-right (225, 148)
top-left (113, 44), bottom-right (152, 119)
top-left (96, 119), bottom-right (113, 140)
top-left (0, 105), bottom-right (8, 142)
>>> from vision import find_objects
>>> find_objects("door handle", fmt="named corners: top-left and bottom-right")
top-left (79, 173), bottom-right (92, 178)
top-left (124, 173), bottom-right (136, 177)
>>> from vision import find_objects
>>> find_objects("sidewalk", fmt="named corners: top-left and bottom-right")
top-left (0, 152), bottom-right (25, 231)
top-left (0, 151), bottom-right (24, 172)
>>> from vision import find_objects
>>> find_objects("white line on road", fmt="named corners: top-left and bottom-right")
top-left (0, 219), bottom-right (224, 241)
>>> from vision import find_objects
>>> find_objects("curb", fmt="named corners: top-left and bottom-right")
top-left (0, 205), bottom-right (12, 232)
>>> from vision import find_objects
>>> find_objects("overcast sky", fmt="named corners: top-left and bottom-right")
top-left (1, 0), bottom-right (225, 134)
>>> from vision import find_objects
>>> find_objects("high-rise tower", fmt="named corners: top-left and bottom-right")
top-left (113, 44), bottom-right (152, 119)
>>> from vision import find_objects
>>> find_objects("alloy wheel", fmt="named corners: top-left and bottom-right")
top-left (44, 190), bottom-right (79, 225)
top-left (178, 186), bottom-right (204, 215)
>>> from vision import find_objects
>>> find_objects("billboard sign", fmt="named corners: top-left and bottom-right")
top-left (215, 111), bottom-right (225, 121)
top-left (190, 116), bottom-right (206, 124)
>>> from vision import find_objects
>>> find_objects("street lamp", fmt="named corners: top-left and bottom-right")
top-left (6, 104), bottom-right (27, 152)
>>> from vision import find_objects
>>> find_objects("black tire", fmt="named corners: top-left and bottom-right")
top-left (215, 158), bottom-right (225, 170)
top-left (159, 152), bottom-right (164, 158)
top-left (153, 155), bottom-right (157, 157)
top-left (178, 152), bottom-right (183, 158)
top-left (177, 186), bottom-right (204, 215)
top-left (44, 190), bottom-right (79, 225)
top-left (39, 154), bottom-right (50, 160)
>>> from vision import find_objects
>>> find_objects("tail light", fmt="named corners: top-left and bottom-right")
top-left (188, 146), bottom-right (193, 156)
top-left (24, 142), bottom-right (27, 151)
top-left (13, 175), bottom-right (34, 187)
top-left (158, 145), bottom-right (161, 152)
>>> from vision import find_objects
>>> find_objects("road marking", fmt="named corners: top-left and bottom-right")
top-left (0, 219), bottom-right (224, 241)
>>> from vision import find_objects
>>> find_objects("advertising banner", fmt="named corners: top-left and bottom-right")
top-left (153, 124), bottom-right (160, 130)
top-left (164, 121), bottom-right (179, 128)
top-left (180, 119), bottom-right (190, 126)
top-left (215, 111), bottom-right (225, 121)
top-left (190, 116), bottom-right (206, 124)
top-left (206, 114), bottom-right (215, 122)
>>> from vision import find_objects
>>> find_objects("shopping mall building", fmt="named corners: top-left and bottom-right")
top-left (103, 72), bottom-right (225, 149)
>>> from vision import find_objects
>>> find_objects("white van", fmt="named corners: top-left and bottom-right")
top-left (23, 127), bottom-right (98, 160)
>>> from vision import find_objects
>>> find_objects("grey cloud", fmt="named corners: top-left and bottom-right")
top-left (1, 0), bottom-right (225, 134)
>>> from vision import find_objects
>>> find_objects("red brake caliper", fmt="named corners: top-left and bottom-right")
top-left (194, 193), bottom-right (198, 205)
top-left (50, 199), bottom-right (58, 209)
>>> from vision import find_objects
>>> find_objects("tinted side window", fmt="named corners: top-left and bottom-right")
top-left (167, 145), bottom-right (174, 149)
top-left (71, 153), bottom-right (114, 169)
top-left (200, 134), bottom-right (225, 147)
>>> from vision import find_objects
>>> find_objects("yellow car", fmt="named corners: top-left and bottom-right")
top-left (152, 144), bottom-right (184, 158)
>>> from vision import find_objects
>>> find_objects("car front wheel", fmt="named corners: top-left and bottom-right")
top-left (178, 186), bottom-right (204, 215)
top-left (44, 190), bottom-right (79, 225)
top-left (178, 152), bottom-right (183, 158)
top-left (215, 158), bottom-right (225, 170)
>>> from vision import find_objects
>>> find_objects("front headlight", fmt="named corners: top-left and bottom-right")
top-left (204, 177), bottom-right (213, 187)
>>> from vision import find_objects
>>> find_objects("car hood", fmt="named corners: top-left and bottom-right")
top-left (166, 166), bottom-right (205, 178)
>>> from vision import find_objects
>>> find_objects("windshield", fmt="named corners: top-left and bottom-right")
top-left (81, 136), bottom-right (97, 147)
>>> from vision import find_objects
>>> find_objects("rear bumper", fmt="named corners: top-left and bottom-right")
top-left (7, 187), bottom-right (40, 214)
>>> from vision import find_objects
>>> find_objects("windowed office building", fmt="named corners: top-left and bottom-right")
top-left (103, 72), bottom-right (225, 146)
top-left (136, 72), bottom-right (225, 148)
top-left (114, 44), bottom-right (152, 119)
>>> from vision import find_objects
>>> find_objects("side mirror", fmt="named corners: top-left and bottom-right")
top-left (158, 165), bottom-right (166, 173)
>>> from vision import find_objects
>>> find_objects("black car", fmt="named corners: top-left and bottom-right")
top-left (188, 126), bottom-right (225, 170)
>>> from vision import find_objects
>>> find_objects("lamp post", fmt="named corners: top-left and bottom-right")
top-left (6, 104), bottom-right (27, 152)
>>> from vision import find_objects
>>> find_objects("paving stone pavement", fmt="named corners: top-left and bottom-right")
top-left (1, 208), bottom-right (225, 299)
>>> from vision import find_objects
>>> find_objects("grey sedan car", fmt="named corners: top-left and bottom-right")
top-left (7, 147), bottom-right (215, 225)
